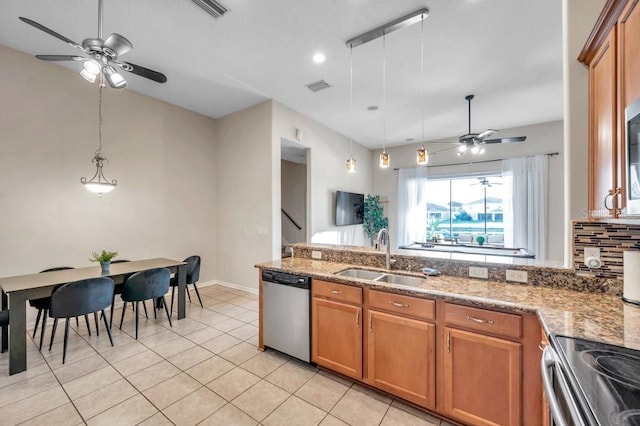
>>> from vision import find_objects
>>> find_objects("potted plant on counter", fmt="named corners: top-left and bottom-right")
top-left (90, 250), bottom-right (119, 274)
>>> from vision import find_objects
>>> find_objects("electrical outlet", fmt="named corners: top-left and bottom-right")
top-left (506, 269), bottom-right (528, 283)
top-left (469, 266), bottom-right (488, 279)
top-left (584, 247), bottom-right (600, 259)
top-left (311, 250), bottom-right (322, 260)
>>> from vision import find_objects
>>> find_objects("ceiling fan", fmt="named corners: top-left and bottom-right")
top-left (19, 0), bottom-right (167, 89)
top-left (456, 94), bottom-right (526, 155)
top-left (473, 177), bottom-right (502, 187)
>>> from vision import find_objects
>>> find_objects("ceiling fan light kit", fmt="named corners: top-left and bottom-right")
top-left (19, 0), bottom-right (167, 89)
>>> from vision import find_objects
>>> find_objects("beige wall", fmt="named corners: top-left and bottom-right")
top-left (0, 45), bottom-right (218, 280)
top-left (372, 120), bottom-right (565, 261)
top-left (281, 160), bottom-right (307, 245)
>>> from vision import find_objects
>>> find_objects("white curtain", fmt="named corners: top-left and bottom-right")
top-left (396, 167), bottom-right (428, 247)
top-left (502, 155), bottom-right (548, 259)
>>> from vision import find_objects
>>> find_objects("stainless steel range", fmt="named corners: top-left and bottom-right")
top-left (542, 335), bottom-right (640, 425)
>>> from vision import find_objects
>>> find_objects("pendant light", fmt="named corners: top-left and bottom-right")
top-left (346, 46), bottom-right (357, 173)
top-left (379, 32), bottom-right (390, 169)
top-left (416, 16), bottom-right (429, 166)
top-left (81, 79), bottom-right (117, 196)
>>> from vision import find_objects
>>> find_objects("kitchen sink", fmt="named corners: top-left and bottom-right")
top-left (335, 268), bottom-right (385, 280)
top-left (335, 268), bottom-right (427, 287)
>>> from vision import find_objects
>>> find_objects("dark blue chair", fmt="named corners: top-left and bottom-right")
top-left (49, 277), bottom-right (115, 364)
top-left (107, 260), bottom-right (142, 328)
top-left (170, 255), bottom-right (202, 315)
top-left (119, 268), bottom-right (172, 339)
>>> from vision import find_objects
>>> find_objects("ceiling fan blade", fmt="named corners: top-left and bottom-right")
top-left (103, 33), bottom-right (133, 57)
top-left (484, 136), bottom-right (527, 144)
top-left (19, 17), bottom-right (83, 50)
top-left (35, 54), bottom-right (84, 61)
top-left (477, 129), bottom-right (497, 140)
top-left (117, 61), bottom-right (167, 83)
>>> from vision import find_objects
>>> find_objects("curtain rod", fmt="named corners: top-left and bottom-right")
top-left (392, 152), bottom-right (559, 171)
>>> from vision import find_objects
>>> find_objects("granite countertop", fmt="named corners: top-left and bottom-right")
top-left (256, 257), bottom-right (640, 351)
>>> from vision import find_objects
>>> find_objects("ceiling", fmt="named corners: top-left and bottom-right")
top-left (0, 0), bottom-right (563, 149)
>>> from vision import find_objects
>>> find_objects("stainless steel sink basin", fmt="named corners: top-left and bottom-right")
top-left (335, 268), bottom-right (427, 287)
top-left (335, 268), bottom-right (384, 280)
top-left (375, 273), bottom-right (426, 287)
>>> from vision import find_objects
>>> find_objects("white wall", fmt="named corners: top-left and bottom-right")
top-left (272, 101), bottom-right (373, 247)
top-left (215, 101), bottom-right (274, 289)
top-left (562, 0), bottom-right (607, 263)
top-left (0, 45), bottom-right (218, 280)
top-left (371, 120), bottom-right (565, 261)
top-left (281, 160), bottom-right (307, 245)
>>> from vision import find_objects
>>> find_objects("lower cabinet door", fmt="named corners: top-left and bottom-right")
top-left (312, 297), bottom-right (362, 380)
top-left (443, 327), bottom-right (522, 426)
top-left (367, 310), bottom-right (436, 409)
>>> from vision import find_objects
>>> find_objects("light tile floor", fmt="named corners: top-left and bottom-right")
top-left (0, 285), bottom-right (453, 425)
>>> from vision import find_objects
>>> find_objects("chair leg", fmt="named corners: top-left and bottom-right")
top-left (142, 301), bottom-right (149, 319)
top-left (62, 318), bottom-right (70, 364)
top-left (33, 309), bottom-right (42, 338)
top-left (135, 301), bottom-right (139, 340)
top-left (170, 286), bottom-right (176, 317)
top-left (84, 315), bottom-right (91, 337)
top-left (109, 294), bottom-right (116, 329)
top-left (49, 318), bottom-right (58, 350)
top-left (93, 312), bottom-right (100, 337)
top-left (186, 287), bottom-right (192, 303)
top-left (162, 296), bottom-right (172, 328)
top-left (75, 317), bottom-right (79, 327)
top-left (1, 323), bottom-right (7, 353)
top-left (39, 309), bottom-right (48, 351)
top-left (192, 282), bottom-right (204, 308)
top-left (153, 301), bottom-right (157, 320)
top-left (101, 310), bottom-right (114, 347)
top-left (119, 302), bottom-right (127, 329)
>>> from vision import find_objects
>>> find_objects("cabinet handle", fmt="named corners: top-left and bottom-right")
top-left (447, 330), bottom-right (451, 353)
top-left (539, 340), bottom-right (548, 351)
top-left (355, 310), bottom-right (359, 328)
top-left (368, 312), bottom-right (373, 332)
top-left (466, 315), bottom-right (494, 325)
top-left (329, 289), bottom-right (342, 295)
top-left (389, 301), bottom-right (410, 308)
top-left (604, 187), bottom-right (622, 218)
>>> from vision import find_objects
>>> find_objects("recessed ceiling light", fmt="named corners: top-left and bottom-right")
top-left (312, 52), bottom-right (326, 64)
top-left (367, 105), bottom-right (379, 111)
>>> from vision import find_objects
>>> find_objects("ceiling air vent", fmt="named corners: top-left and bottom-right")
top-left (306, 80), bottom-right (331, 93)
top-left (192, 0), bottom-right (228, 18)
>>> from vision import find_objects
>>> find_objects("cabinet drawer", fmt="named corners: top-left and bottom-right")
top-left (313, 280), bottom-right (362, 305)
top-left (368, 290), bottom-right (435, 321)
top-left (444, 303), bottom-right (522, 340)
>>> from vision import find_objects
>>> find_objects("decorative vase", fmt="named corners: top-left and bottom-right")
top-left (476, 236), bottom-right (485, 246)
top-left (100, 261), bottom-right (111, 274)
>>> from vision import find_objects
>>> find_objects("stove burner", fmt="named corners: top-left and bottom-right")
top-left (581, 350), bottom-right (640, 388)
top-left (617, 410), bottom-right (640, 426)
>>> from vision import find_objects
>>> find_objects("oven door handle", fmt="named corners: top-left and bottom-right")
top-left (541, 345), bottom-right (586, 426)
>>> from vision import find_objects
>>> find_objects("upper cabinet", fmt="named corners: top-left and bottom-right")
top-left (580, 0), bottom-right (640, 218)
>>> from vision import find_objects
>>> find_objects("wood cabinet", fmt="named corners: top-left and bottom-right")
top-left (366, 291), bottom-right (436, 409)
top-left (581, 0), bottom-right (640, 217)
top-left (311, 280), bottom-right (362, 380)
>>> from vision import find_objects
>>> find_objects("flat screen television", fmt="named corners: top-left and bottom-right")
top-left (335, 191), bottom-right (364, 226)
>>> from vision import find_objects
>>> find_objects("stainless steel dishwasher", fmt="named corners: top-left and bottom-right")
top-left (262, 270), bottom-right (311, 363)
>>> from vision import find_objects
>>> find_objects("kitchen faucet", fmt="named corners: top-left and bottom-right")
top-left (376, 228), bottom-right (394, 270)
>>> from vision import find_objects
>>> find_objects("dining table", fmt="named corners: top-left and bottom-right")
top-left (0, 257), bottom-right (186, 375)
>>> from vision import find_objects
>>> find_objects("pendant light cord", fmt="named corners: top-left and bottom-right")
top-left (350, 46), bottom-right (354, 158)
top-left (382, 32), bottom-right (386, 152)
top-left (420, 16), bottom-right (424, 142)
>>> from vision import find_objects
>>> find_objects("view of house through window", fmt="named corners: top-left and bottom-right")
top-left (425, 175), bottom-right (508, 245)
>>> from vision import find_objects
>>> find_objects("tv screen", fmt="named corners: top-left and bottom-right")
top-left (335, 191), bottom-right (364, 226)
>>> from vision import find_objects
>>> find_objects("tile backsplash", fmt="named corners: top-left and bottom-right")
top-left (573, 221), bottom-right (640, 279)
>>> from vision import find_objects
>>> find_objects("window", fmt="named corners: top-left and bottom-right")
top-left (424, 175), bottom-right (508, 245)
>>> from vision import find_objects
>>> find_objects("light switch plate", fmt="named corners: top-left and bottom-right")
top-left (469, 266), bottom-right (488, 279)
top-left (311, 250), bottom-right (322, 260)
top-left (506, 269), bottom-right (528, 283)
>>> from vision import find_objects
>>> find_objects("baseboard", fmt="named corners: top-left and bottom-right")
top-left (213, 280), bottom-right (259, 295)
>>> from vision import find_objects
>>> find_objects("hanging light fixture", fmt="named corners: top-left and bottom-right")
top-left (379, 32), bottom-right (390, 169)
top-left (81, 78), bottom-right (117, 196)
top-left (416, 16), bottom-right (429, 166)
top-left (346, 46), bottom-right (357, 173)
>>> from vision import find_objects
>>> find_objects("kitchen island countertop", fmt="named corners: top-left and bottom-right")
top-left (257, 257), bottom-right (640, 350)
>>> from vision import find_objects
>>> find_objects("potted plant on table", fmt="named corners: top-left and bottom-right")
top-left (90, 250), bottom-right (119, 274)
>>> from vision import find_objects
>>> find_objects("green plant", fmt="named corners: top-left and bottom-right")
top-left (89, 250), bottom-right (118, 263)
top-left (363, 194), bottom-right (389, 245)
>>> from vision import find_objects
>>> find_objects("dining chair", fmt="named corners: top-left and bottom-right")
top-left (107, 259), bottom-right (142, 328)
top-left (170, 255), bottom-right (202, 315)
top-left (119, 268), bottom-right (172, 339)
top-left (48, 277), bottom-right (114, 364)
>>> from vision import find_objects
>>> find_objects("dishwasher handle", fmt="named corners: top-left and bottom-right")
top-left (541, 346), bottom-right (586, 426)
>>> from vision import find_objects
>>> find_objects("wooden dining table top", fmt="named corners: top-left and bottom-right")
top-left (0, 258), bottom-right (186, 293)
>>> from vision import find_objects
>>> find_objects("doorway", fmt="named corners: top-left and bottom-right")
top-left (281, 139), bottom-right (308, 258)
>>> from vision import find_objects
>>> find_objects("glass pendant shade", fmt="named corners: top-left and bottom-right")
top-left (417, 145), bottom-right (429, 165)
top-left (379, 150), bottom-right (390, 168)
top-left (81, 152), bottom-right (117, 195)
top-left (80, 68), bottom-right (97, 83)
top-left (346, 156), bottom-right (357, 173)
top-left (83, 59), bottom-right (101, 75)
